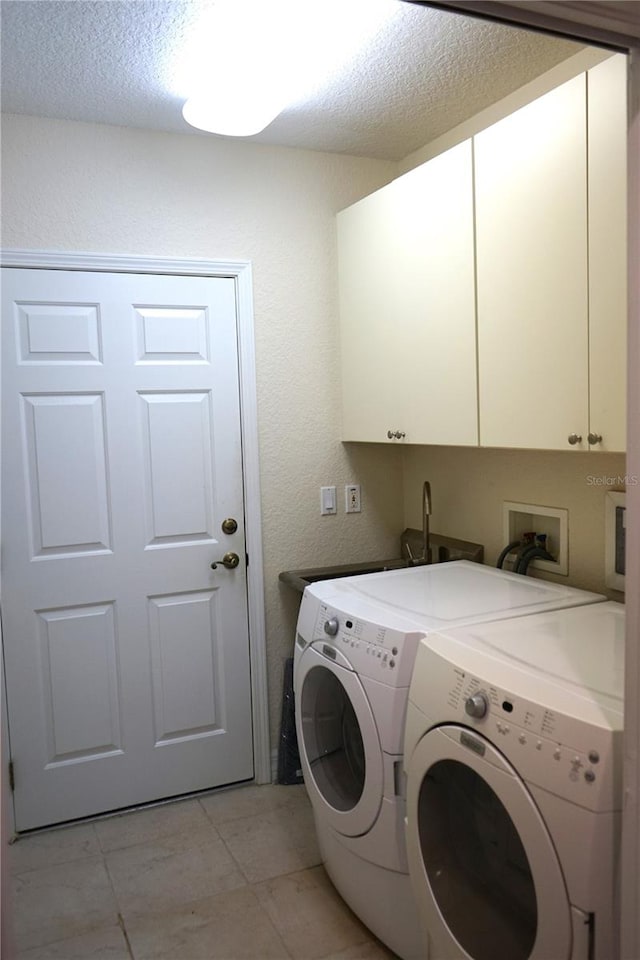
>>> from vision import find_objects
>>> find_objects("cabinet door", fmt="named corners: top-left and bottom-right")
top-left (338, 178), bottom-right (407, 442)
top-left (588, 54), bottom-right (627, 453)
top-left (397, 140), bottom-right (478, 445)
top-left (338, 140), bottom-right (478, 445)
top-left (475, 74), bottom-right (589, 450)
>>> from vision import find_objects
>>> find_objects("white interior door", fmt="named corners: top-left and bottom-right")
top-left (1, 267), bottom-right (254, 831)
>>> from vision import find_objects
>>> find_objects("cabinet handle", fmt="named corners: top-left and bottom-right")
top-left (588, 433), bottom-right (603, 446)
top-left (387, 430), bottom-right (406, 440)
top-left (567, 433), bottom-right (582, 446)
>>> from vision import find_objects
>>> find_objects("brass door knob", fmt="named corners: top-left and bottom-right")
top-left (211, 552), bottom-right (240, 570)
top-left (221, 518), bottom-right (238, 535)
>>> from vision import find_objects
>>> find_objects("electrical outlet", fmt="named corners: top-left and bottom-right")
top-left (345, 484), bottom-right (361, 513)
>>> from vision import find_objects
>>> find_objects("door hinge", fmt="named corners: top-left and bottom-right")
top-left (8, 761), bottom-right (15, 792)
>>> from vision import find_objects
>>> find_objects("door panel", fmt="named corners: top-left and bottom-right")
top-left (148, 589), bottom-right (223, 743)
top-left (2, 267), bottom-right (253, 830)
top-left (17, 301), bottom-right (102, 364)
top-left (139, 391), bottom-right (216, 544)
top-left (22, 392), bottom-right (112, 556)
top-left (38, 601), bottom-right (121, 762)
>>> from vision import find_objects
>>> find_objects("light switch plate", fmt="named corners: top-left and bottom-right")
top-left (320, 486), bottom-right (337, 515)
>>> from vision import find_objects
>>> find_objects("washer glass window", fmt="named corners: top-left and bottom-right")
top-left (300, 665), bottom-right (365, 811)
top-left (418, 759), bottom-right (537, 960)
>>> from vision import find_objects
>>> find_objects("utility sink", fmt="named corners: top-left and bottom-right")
top-left (279, 530), bottom-right (484, 593)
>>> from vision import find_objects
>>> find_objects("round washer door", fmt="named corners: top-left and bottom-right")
top-left (405, 724), bottom-right (573, 960)
top-left (295, 643), bottom-right (383, 837)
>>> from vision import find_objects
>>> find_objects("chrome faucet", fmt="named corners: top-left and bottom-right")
top-left (405, 481), bottom-right (432, 565)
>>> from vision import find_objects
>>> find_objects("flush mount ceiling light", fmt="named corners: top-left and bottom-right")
top-left (182, 90), bottom-right (288, 139)
top-left (178, 0), bottom-right (396, 137)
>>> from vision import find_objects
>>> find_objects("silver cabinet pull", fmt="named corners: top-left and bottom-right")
top-left (588, 433), bottom-right (603, 446)
top-left (211, 552), bottom-right (240, 570)
top-left (567, 433), bottom-right (582, 445)
top-left (387, 430), bottom-right (406, 440)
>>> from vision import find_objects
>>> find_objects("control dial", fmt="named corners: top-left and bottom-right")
top-left (324, 617), bottom-right (339, 637)
top-left (465, 692), bottom-right (489, 719)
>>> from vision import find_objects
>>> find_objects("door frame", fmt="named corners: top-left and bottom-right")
top-left (0, 247), bottom-right (271, 794)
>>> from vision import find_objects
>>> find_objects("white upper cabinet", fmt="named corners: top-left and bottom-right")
top-left (337, 58), bottom-right (627, 452)
top-left (337, 139), bottom-right (478, 445)
top-left (587, 54), bottom-right (627, 453)
top-left (474, 60), bottom-right (627, 452)
top-left (475, 74), bottom-right (590, 451)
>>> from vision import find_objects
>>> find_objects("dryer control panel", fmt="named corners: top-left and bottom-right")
top-left (410, 647), bottom-right (621, 814)
top-left (305, 601), bottom-right (424, 687)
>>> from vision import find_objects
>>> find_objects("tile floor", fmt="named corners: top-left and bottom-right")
top-left (10, 783), bottom-right (398, 960)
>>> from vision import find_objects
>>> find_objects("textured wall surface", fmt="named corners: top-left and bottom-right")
top-left (402, 445), bottom-right (627, 596)
top-left (1, 113), bottom-right (404, 748)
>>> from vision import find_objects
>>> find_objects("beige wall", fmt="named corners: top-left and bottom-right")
top-left (402, 445), bottom-right (626, 597)
top-left (0, 113), bottom-right (404, 750)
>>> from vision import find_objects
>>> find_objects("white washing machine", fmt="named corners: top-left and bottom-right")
top-left (293, 561), bottom-right (605, 960)
top-left (404, 600), bottom-right (624, 960)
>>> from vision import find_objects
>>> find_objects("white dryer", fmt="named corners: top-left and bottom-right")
top-left (293, 561), bottom-right (604, 960)
top-left (404, 600), bottom-right (624, 960)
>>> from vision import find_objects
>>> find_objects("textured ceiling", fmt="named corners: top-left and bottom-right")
top-left (0, 0), bottom-right (584, 161)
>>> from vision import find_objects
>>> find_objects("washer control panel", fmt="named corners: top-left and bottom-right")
top-left (422, 658), bottom-right (621, 813)
top-left (309, 602), bottom-right (423, 686)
